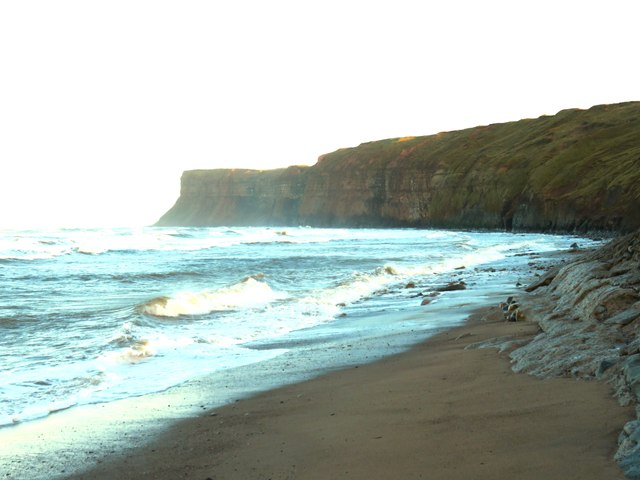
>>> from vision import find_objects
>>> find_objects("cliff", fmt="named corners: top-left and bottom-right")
top-left (158, 167), bottom-right (308, 227)
top-left (157, 101), bottom-right (640, 232)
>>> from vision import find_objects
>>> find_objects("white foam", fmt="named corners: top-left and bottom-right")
top-left (141, 277), bottom-right (283, 317)
top-left (74, 245), bottom-right (107, 255)
top-left (98, 339), bottom-right (158, 363)
top-left (0, 233), bottom-right (72, 260)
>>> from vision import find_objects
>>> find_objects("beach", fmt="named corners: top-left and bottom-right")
top-left (68, 306), bottom-right (630, 480)
top-left (2, 229), bottom-right (636, 479)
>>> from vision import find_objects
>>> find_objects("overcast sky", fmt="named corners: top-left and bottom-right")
top-left (1, 0), bottom-right (638, 228)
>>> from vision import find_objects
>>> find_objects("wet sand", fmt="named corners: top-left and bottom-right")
top-left (70, 306), bottom-right (631, 480)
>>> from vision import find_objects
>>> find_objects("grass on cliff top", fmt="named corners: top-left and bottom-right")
top-left (316, 101), bottom-right (640, 204)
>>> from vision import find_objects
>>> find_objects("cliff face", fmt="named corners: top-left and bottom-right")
top-left (157, 102), bottom-right (640, 232)
top-left (158, 167), bottom-right (308, 226)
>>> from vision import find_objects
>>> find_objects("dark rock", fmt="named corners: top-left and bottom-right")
top-left (616, 420), bottom-right (640, 480)
top-left (620, 462), bottom-right (640, 480)
top-left (524, 266), bottom-right (561, 292)
top-left (437, 281), bottom-right (467, 292)
top-left (623, 419), bottom-right (640, 436)
top-left (597, 358), bottom-right (618, 377)
top-left (607, 309), bottom-right (640, 327)
top-left (594, 304), bottom-right (608, 317)
top-left (623, 355), bottom-right (640, 401)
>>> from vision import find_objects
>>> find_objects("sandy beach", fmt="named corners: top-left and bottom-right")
top-left (68, 305), bottom-right (631, 480)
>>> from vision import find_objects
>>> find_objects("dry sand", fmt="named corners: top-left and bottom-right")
top-left (70, 306), bottom-right (631, 480)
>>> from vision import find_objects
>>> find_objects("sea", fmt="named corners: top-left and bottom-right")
top-left (0, 226), bottom-right (597, 432)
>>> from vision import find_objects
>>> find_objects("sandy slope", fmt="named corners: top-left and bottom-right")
top-left (70, 307), bottom-right (630, 480)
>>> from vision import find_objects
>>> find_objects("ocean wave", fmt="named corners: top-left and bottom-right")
top-left (0, 257), bottom-right (20, 264)
top-left (99, 339), bottom-right (158, 363)
top-left (0, 227), bottom-right (359, 262)
top-left (99, 333), bottom-right (201, 366)
top-left (109, 271), bottom-right (204, 283)
top-left (297, 263), bottom-right (402, 319)
top-left (0, 250), bottom-right (72, 262)
top-left (0, 233), bottom-right (73, 261)
top-left (1, 398), bottom-right (80, 426)
top-left (74, 246), bottom-right (108, 255)
top-left (166, 231), bottom-right (197, 238)
top-left (296, 244), bottom-right (511, 317)
top-left (139, 276), bottom-right (282, 318)
top-left (0, 316), bottom-right (22, 329)
top-left (244, 240), bottom-right (296, 246)
top-left (0, 368), bottom-right (109, 425)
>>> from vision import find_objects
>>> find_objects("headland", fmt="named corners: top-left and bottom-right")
top-left (157, 101), bottom-right (640, 233)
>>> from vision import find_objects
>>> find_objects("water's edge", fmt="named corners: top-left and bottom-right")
top-left (0, 265), bottom-right (542, 480)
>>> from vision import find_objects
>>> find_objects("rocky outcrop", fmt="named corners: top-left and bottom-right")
top-left (467, 231), bottom-right (640, 477)
top-left (157, 101), bottom-right (640, 232)
top-left (517, 232), bottom-right (640, 477)
top-left (508, 232), bottom-right (640, 385)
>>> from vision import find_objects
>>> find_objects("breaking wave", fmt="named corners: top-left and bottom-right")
top-left (140, 276), bottom-right (282, 318)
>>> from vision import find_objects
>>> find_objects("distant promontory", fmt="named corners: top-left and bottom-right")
top-left (157, 102), bottom-right (640, 232)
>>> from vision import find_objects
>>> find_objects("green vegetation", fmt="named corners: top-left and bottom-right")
top-left (312, 101), bottom-right (640, 231)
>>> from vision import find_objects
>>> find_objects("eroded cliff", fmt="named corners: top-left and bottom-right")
top-left (157, 101), bottom-right (640, 232)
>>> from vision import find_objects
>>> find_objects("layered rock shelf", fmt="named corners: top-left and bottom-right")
top-left (157, 101), bottom-right (640, 233)
top-left (469, 231), bottom-right (640, 477)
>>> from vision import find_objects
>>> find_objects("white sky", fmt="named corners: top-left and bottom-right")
top-left (1, 0), bottom-right (638, 228)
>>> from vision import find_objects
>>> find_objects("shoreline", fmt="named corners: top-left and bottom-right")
top-left (4, 237), bottom-right (636, 479)
top-left (67, 305), bottom-right (631, 479)
top-left (0, 299), bottom-right (516, 480)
